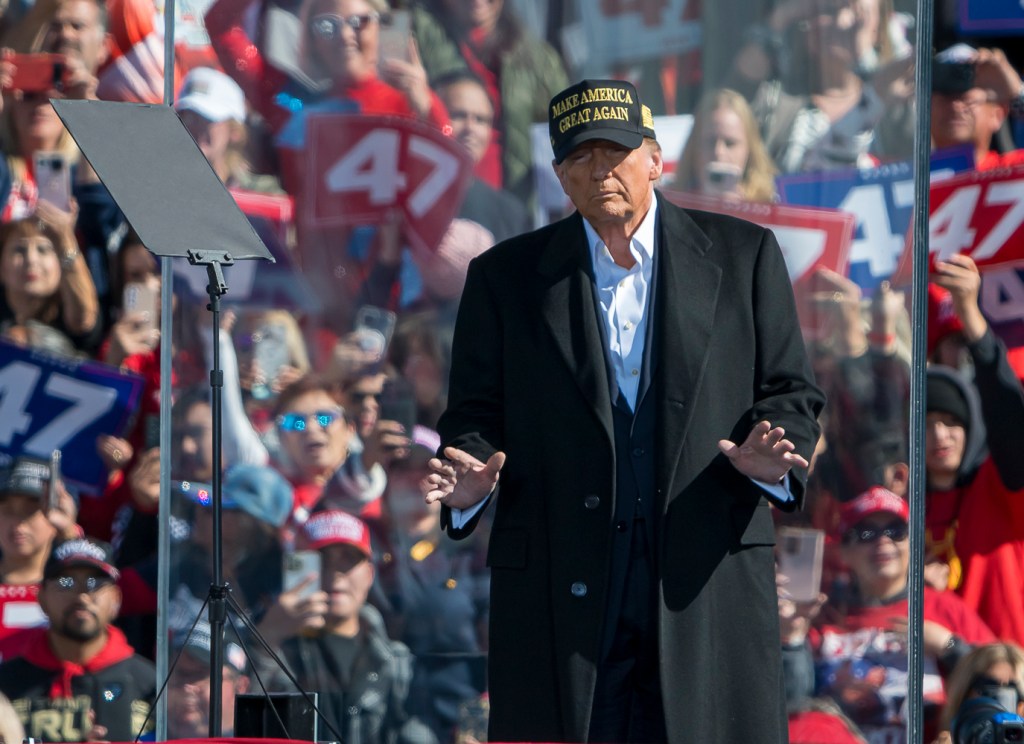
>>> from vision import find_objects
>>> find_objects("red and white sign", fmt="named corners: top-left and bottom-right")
top-left (893, 165), bottom-right (1024, 283)
top-left (660, 190), bottom-right (856, 289)
top-left (304, 114), bottom-right (473, 252)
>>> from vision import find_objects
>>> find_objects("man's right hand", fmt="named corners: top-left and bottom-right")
top-left (424, 446), bottom-right (506, 510)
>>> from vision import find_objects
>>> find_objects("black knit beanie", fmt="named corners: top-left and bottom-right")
top-left (927, 375), bottom-right (970, 427)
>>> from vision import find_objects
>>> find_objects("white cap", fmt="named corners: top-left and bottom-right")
top-left (175, 67), bottom-right (246, 123)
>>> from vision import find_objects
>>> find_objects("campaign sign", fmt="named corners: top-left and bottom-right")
top-left (305, 114), bottom-right (473, 252)
top-left (777, 148), bottom-right (974, 292)
top-left (660, 190), bottom-right (855, 289)
top-left (0, 340), bottom-right (144, 494)
top-left (959, 0), bottom-right (1024, 34)
top-left (891, 165), bottom-right (1024, 284)
top-left (581, 0), bottom-right (701, 67)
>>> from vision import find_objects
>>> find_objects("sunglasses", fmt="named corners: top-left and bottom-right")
top-left (309, 12), bottom-right (379, 39)
top-left (277, 409), bottom-right (343, 432)
top-left (50, 575), bottom-right (116, 593)
top-left (843, 521), bottom-right (909, 545)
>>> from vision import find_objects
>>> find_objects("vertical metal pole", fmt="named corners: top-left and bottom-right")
top-left (908, 0), bottom-right (935, 741)
top-left (155, 0), bottom-right (176, 739)
top-left (208, 276), bottom-right (226, 737)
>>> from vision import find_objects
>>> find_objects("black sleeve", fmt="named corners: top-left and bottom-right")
top-left (970, 329), bottom-right (1024, 490)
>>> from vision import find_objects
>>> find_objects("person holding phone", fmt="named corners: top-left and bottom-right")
top-left (783, 487), bottom-right (996, 742)
top-left (255, 508), bottom-right (435, 744)
top-left (672, 88), bottom-right (778, 203)
top-left (0, 205), bottom-right (101, 353)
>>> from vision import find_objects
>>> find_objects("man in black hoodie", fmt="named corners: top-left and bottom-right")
top-left (925, 253), bottom-right (1024, 646)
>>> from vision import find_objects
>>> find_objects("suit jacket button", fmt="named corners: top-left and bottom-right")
top-left (571, 582), bottom-right (587, 597)
top-left (584, 496), bottom-right (600, 509)
top-left (616, 520), bottom-right (628, 532)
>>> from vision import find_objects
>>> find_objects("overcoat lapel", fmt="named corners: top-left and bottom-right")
top-left (653, 194), bottom-right (722, 497)
top-left (537, 213), bottom-right (615, 450)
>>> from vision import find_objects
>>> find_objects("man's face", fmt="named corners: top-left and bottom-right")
top-left (0, 493), bottom-right (56, 560)
top-left (43, 0), bottom-right (108, 73)
top-left (166, 653), bottom-right (249, 738)
top-left (925, 411), bottom-right (967, 481)
top-left (441, 81), bottom-right (494, 166)
top-left (840, 513), bottom-right (909, 596)
top-left (931, 89), bottom-right (987, 149)
top-left (321, 543), bottom-right (373, 623)
top-left (554, 140), bottom-right (663, 233)
top-left (38, 566), bottom-right (121, 643)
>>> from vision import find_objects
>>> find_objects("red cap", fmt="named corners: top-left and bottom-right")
top-left (839, 486), bottom-right (909, 533)
top-left (927, 283), bottom-right (964, 354)
top-left (301, 510), bottom-right (372, 556)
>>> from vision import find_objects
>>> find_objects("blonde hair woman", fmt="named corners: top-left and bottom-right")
top-left (674, 88), bottom-right (778, 203)
top-left (938, 642), bottom-right (1024, 740)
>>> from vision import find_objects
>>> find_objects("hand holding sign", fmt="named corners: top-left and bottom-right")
top-left (932, 254), bottom-right (987, 343)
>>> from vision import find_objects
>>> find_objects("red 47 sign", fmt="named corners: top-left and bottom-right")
top-left (660, 190), bottom-right (855, 289)
top-left (304, 114), bottom-right (473, 252)
top-left (893, 165), bottom-right (1024, 282)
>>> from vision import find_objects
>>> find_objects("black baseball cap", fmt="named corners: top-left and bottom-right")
top-left (933, 44), bottom-right (977, 95)
top-left (549, 79), bottom-right (656, 164)
top-left (44, 537), bottom-right (120, 581)
top-left (0, 456), bottom-right (51, 500)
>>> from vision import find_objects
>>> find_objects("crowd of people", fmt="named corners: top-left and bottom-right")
top-left (0, 0), bottom-right (1022, 741)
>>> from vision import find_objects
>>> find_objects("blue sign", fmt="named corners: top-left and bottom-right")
top-left (0, 340), bottom-right (144, 494)
top-left (776, 148), bottom-right (974, 292)
top-left (960, 0), bottom-right (1024, 34)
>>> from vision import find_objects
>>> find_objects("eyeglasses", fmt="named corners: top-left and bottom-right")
top-left (309, 12), bottom-right (379, 39)
top-left (50, 575), bottom-right (115, 593)
top-left (843, 521), bottom-right (909, 545)
top-left (277, 409), bottom-right (343, 432)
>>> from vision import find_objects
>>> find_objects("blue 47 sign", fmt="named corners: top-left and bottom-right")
top-left (0, 340), bottom-right (144, 494)
top-left (959, 0), bottom-right (1024, 34)
top-left (776, 148), bottom-right (974, 292)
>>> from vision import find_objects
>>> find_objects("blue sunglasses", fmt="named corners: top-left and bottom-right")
top-left (277, 409), bottom-right (344, 432)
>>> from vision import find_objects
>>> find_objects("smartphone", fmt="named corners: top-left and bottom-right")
top-left (703, 161), bottom-right (742, 195)
top-left (3, 53), bottom-right (64, 93)
top-left (776, 527), bottom-right (824, 603)
top-left (47, 450), bottom-right (62, 514)
top-left (33, 151), bottom-right (72, 212)
top-left (122, 282), bottom-right (159, 335)
top-left (282, 550), bottom-right (322, 599)
top-left (378, 377), bottom-right (417, 435)
top-left (378, 10), bottom-right (413, 67)
top-left (354, 305), bottom-right (397, 360)
top-left (251, 323), bottom-right (290, 399)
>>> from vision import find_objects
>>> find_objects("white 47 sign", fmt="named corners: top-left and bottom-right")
top-left (305, 115), bottom-right (472, 252)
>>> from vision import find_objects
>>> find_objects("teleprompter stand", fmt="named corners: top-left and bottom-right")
top-left (51, 100), bottom-right (340, 741)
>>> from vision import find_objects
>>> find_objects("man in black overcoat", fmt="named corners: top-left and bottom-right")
top-left (424, 78), bottom-right (825, 743)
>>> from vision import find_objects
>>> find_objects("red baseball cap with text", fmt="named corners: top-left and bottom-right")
top-left (839, 486), bottom-right (909, 533)
top-left (301, 510), bottom-right (372, 556)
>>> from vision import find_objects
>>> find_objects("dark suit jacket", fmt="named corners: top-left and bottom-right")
top-left (437, 191), bottom-right (825, 743)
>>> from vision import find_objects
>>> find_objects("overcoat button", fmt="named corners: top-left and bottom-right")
top-left (616, 521), bottom-right (628, 532)
top-left (571, 582), bottom-right (588, 597)
top-left (584, 496), bottom-right (600, 509)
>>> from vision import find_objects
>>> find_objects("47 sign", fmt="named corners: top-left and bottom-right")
top-left (304, 114), bottom-right (473, 252)
top-left (0, 340), bottom-right (143, 494)
top-left (891, 165), bottom-right (1024, 282)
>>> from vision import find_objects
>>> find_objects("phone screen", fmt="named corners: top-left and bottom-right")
top-left (282, 550), bottom-right (322, 599)
top-left (123, 282), bottom-right (158, 335)
top-left (378, 10), bottom-right (412, 66)
top-left (33, 152), bottom-right (72, 211)
top-left (378, 378), bottom-right (417, 435)
top-left (776, 527), bottom-right (824, 603)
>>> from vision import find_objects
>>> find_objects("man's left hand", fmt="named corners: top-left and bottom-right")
top-left (718, 420), bottom-right (808, 483)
